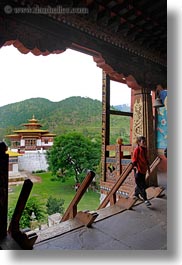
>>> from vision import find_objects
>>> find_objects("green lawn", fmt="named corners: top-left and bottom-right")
top-left (8, 172), bottom-right (100, 214)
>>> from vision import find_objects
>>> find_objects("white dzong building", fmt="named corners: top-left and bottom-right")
top-left (6, 115), bottom-right (56, 172)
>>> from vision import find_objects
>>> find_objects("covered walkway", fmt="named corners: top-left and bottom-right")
top-left (34, 195), bottom-right (167, 250)
top-left (34, 173), bottom-right (167, 250)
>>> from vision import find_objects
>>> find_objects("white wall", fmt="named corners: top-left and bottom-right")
top-left (20, 139), bottom-right (25, 146)
top-left (18, 152), bottom-right (48, 172)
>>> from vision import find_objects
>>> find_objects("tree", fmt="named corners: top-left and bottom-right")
top-left (47, 132), bottom-right (101, 183)
top-left (8, 197), bottom-right (45, 229)
top-left (46, 196), bottom-right (64, 215)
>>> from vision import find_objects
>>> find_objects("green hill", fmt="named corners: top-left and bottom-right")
top-left (0, 97), bottom-right (130, 144)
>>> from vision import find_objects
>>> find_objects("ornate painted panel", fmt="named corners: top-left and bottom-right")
top-left (156, 90), bottom-right (168, 149)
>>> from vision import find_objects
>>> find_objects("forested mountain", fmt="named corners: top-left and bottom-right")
top-left (0, 97), bottom-right (131, 144)
top-left (114, 104), bottom-right (130, 112)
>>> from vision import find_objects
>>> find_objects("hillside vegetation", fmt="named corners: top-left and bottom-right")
top-left (0, 96), bottom-right (131, 144)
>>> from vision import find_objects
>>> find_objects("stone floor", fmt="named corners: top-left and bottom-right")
top-left (0, 172), bottom-right (167, 250)
top-left (34, 173), bottom-right (167, 250)
top-left (33, 172), bottom-right (167, 250)
top-left (34, 192), bottom-right (167, 250)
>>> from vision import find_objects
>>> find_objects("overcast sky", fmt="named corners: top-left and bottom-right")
top-left (0, 45), bottom-right (131, 107)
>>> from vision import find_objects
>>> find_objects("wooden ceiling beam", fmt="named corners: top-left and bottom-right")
top-left (107, 15), bottom-right (120, 32)
top-left (97, 9), bottom-right (110, 27)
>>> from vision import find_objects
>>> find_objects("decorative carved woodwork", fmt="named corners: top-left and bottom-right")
top-left (0, 0), bottom-right (167, 248)
top-left (99, 155), bottom-right (161, 209)
top-left (132, 88), bottom-right (157, 186)
top-left (132, 96), bottom-right (143, 143)
top-left (0, 0), bottom-right (167, 89)
top-left (101, 71), bottom-right (110, 181)
top-left (98, 162), bottom-right (134, 209)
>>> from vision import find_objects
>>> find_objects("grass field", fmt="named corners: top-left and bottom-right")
top-left (8, 172), bottom-right (100, 215)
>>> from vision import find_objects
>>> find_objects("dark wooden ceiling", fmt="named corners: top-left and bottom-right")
top-left (78, 0), bottom-right (167, 64)
top-left (0, 0), bottom-right (167, 90)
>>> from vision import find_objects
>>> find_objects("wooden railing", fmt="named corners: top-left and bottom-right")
top-left (8, 179), bottom-right (38, 249)
top-left (0, 136), bottom-right (162, 247)
top-left (61, 170), bottom-right (96, 222)
top-left (8, 179), bottom-right (33, 235)
top-left (0, 141), bottom-right (37, 249)
top-left (98, 156), bottom-right (161, 210)
top-left (98, 162), bottom-right (134, 209)
top-left (146, 156), bottom-right (161, 180)
top-left (105, 143), bottom-right (133, 179)
top-left (106, 144), bottom-right (133, 153)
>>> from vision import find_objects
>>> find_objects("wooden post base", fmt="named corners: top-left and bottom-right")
top-left (75, 211), bottom-right (98, 227)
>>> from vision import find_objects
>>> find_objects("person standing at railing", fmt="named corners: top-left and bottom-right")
top-left (132, 136), bottom-right (151, 207)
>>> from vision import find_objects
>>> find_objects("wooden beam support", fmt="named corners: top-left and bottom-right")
top-left (116, 197), bottom-right (136, 209)
top-left (110, 109), bottom-right (133, 117)
top-left (99, 156), bottom-right (161, 210)
top-left (61, 170), bottom-right (95, 222)
top-left (132, 88), bottom-right (158, 186)
top-left (98, 162), bottom-right (133, 209)
top-left (0, 142), bottom-right (9, 240)
top-left (8, 179), bottom-right (38, 249)
top-left (101, 70), bottom-right (110, 181)
top-left (75, 211), bottom-right (98, 227)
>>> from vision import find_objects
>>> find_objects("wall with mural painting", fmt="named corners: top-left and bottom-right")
top-left (156, 89), bottom-right (167, 172)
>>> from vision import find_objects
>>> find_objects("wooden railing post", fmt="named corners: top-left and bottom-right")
top-left (0, 142), bottom-right (8, 240)
top-left (61, 170), bottom-right (95, 222)
top-left (8, 179), bottom-right (38, 249)
top-left (146, 156), bottom-right (161, 180)
top-left (8, 179), bottom-right (33, 235)
top-left (98, 162), bottom-right (133, 209)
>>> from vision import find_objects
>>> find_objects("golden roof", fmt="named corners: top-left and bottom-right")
top-left (42, 133), bottom-right (56, 137)
top-left (6, 134), bottom-right (19, 138)
top-left (13, 129), bottom-right (49, 133)
top-left (6, 150), bottom-right (22, 157)
top-left (6, 115), bottom-right (56, 138)
top-left (22, 115), bottom-right (42, 127)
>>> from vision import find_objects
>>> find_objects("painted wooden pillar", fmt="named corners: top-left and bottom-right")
top-left (132, 88), bottom-right (157, 186)
top-left (101, 70), bottom-right (110, 181)
top-left (0, 142), bottom-right (9, 240)
top-left (115, 143), bottom-right (122, 178)
top-left (130, 88), bottom-right (134, 145)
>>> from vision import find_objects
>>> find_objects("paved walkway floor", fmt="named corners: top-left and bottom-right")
top-left (34, 191), bottom-right (167, 250)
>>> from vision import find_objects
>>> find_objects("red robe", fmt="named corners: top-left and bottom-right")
top-left (132, 146), bottom-right (149, 174)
